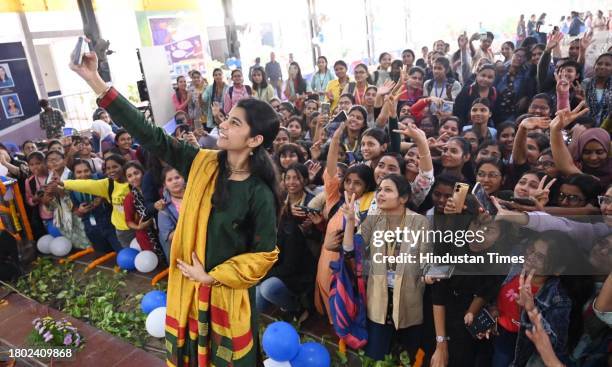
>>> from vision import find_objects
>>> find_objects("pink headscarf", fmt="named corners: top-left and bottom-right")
top-left (570, 128), bottom-right (610, 161)
top-left (570, 128), bottom-right (612, 187)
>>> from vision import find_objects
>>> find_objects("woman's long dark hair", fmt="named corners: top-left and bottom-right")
top-left (282, 163), bottom-right (309, 218)
top-left (379, 173), bottom-right (412, 207)
top-left (289, 62), bottom-right (308, 94)
top-left (145, 152), bottom-right (164, 189)
top-left (340, 164), bottom-right (376, 196)
top-left (251, 66), bottom-right (268, 90)
top-left (213, 98), bottom-right (281, 216)
top-left (175, 76), bottom-right (187, 103)
top-left (211, 68), bottom-right (224, 100)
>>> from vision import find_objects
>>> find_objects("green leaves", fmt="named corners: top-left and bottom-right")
top-left (13, 258), bottom-right (149, 347)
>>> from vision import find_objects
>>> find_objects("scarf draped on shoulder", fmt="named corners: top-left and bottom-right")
top-left (165, 149), bottom-right (278, 367)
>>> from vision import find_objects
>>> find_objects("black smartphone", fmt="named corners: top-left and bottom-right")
top-left (295, 205), bottom-right (321, 214)
top-left (423, 264), bottom-right (455, 279)
top-left (466, 308), bottom-right (497, 338)
top-left (472, 182), bottom-right (498, 215)
top-left (326, 111), bottom-right (348, 137)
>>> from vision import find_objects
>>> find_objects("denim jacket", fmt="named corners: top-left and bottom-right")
top-left (511, 277), bottom-right (571, 367)
top-left (157, 189), bottom-right (179, 261)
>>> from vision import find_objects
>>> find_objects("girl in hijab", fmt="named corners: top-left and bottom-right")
top-left (551, 104), bottom-right (612, 187)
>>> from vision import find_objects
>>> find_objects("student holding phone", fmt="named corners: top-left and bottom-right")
top-left (257, 163), bottom-right (318, 323)
top-left (430, 194), bottom-right (509, 367)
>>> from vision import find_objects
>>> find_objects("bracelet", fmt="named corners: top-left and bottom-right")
top-left (96, 85), bottom-right (112, 100)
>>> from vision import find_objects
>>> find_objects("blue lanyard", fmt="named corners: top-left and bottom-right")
top-left (433, 80), bottom-right (446, 98)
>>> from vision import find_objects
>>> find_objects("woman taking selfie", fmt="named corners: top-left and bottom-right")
top-left (70, 51), bottom-right (280, 366)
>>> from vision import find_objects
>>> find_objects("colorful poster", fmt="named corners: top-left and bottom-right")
top-left (165, 35), bottom-right (204, 63)
top-left (149, 17), bottom-right (184, 46)
top-left (134, 12), bottom-right (208, 79)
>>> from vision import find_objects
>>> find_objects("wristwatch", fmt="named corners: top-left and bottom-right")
top-left (436, 336), bottom-right (450, 343)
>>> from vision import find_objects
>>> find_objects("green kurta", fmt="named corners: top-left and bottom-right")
top-left (100, 89), bottom-right (277, 365)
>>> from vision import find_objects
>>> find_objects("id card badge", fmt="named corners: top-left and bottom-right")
top-left (387, 270), bottom-right (395, 289)
top-left (89, 215), bottom-right (97, 226)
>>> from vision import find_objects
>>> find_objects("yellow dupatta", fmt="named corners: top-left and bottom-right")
top-left (165, 149), bottom-right (278, 367)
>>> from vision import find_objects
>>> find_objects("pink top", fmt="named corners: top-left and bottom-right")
top-left (172, 92), bottom-right (189, 113)
top-left (25, 175), bottom-right (53, 220)
top-left (223, 85), bottom-right (251, 114)
top-left (170, 196), bottom-right (182, 212)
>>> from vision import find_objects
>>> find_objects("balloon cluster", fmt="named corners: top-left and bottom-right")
top-left (141, 290), bottom-right (167, 338)
top-left (36, 223), bottom-right (72, 257)
top-left (116, 238), bottom-right (159, 272)
top-left (262, 321), bottom-right (330, 367)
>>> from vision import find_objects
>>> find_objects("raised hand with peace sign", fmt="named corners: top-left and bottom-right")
top-left (550, 101), bottom-right (590, 132)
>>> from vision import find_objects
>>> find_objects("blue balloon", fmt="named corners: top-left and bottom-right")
top-left (141, 290), bottom-right (167, 315)
top-left (117, 248), bottom-right (139, 270)
top-left (290, 342), bottom-right (330, 367)
top-left (46, 222), bottom-right (62, 237)
top-left (262, 321), bottom-right (300, 362)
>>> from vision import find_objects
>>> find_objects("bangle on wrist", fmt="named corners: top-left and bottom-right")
top-left (96, 85), bottom-right (111, 100)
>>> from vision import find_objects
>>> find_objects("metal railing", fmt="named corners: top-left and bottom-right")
top-left (47, 90), bottom-right (98, 132)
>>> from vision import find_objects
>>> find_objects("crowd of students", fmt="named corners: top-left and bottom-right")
top-left (1, 7), bottom-right (611, 367)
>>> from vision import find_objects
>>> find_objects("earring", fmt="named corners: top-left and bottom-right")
top-left (249, 150), bottom-right (254, 156)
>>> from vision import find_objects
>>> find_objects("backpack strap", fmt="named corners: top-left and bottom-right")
top-left (228, 86), bottom-right (234, 100)
top-left (245, 85), bottom-right (252, 95)
top-left (327, 199), bottom-right (344, 222)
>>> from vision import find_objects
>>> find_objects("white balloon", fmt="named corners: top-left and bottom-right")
top-left (37, 235), bottom-right (54, 254)
top-left (145, 306), bottom-right (166, 338)
top-left (264, 359), bottom-right (292, 367)
top-left (134, 250), bottom-right (158, 273)
top-left (129, 238), bottom-right (142, 251)
top-left (50, 236), bottom-right (72, 257)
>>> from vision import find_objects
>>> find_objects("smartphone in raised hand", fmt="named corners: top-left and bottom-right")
top-left (321, 102), bottom-right (331, 116)
top-left (472, 182), bottom-right (498, 215)
top-left (452, 183), bottom-right (470, 211)
top-left (71, 36), bottom-right (90, 66)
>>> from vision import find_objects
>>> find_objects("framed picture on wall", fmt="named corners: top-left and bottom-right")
top-left (1, 93), bottom-right (24, 118)
top-left (0, 63), bottom-right (15, 89)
